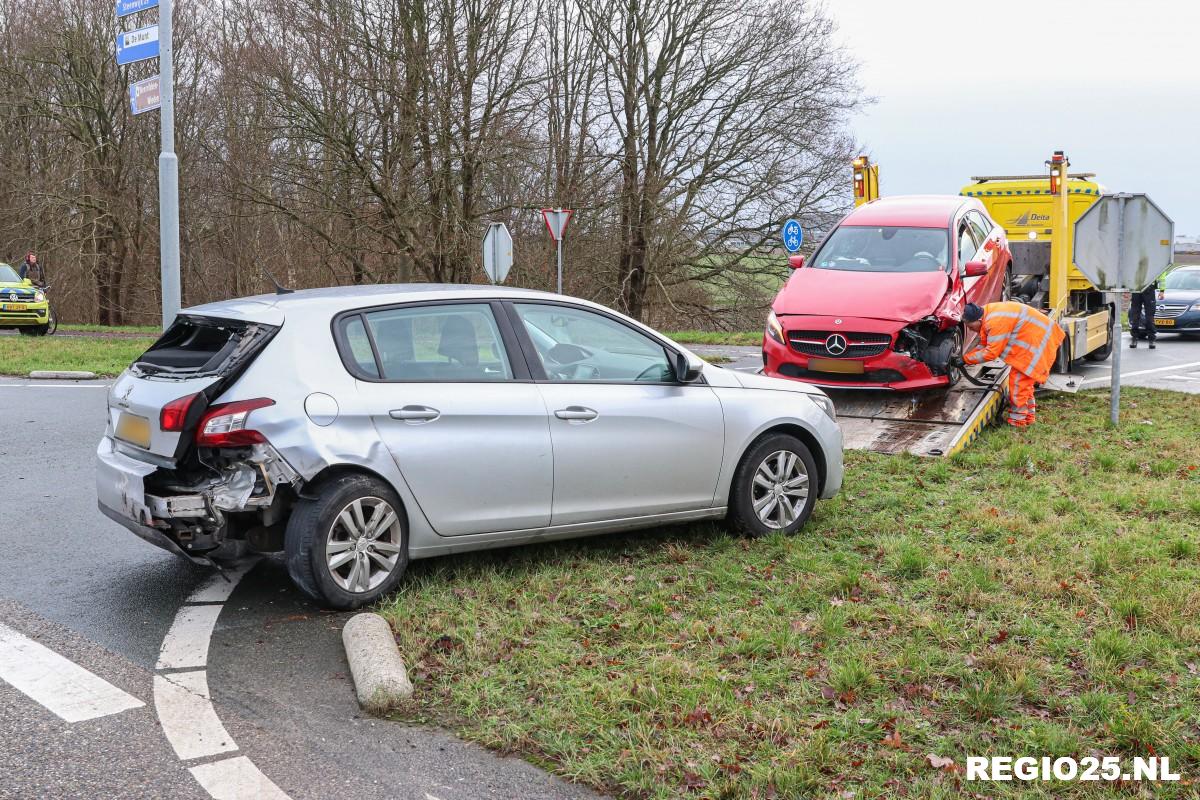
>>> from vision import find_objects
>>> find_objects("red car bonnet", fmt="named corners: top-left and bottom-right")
top-left (773, 266), bottom-right (953, 323)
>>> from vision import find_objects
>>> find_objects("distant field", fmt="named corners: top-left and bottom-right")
top-left (60, 323), bottom-right (161, 335)
top-left (0, 335), bottom-right (153, 376)
top-left (667, 330), bottom-right (762, 346)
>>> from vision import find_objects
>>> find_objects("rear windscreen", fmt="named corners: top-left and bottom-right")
top-left (134, 316), bottom-right (278, 377)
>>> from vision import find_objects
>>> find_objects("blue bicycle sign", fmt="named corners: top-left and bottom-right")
top-left (781, 219), bottom-right (803, 253)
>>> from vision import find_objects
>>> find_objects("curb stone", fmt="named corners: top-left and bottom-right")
top-left (341, 612), bottom-right (413, 714)
top-left (28, 370), bottom-right (98, 380)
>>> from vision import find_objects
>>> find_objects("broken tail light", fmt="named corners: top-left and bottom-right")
top-left (195, 398), bottom-right (276, 447)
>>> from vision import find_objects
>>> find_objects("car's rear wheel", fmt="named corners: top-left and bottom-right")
top-left (729, 433), bottom-right (818, 537)
top-left (285, 474), bottom-right (409, 610)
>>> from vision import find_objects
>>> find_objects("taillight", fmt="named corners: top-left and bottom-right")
top-left (195, 398), bottom-right (275, 447)
top-left (160, 393), bottom-right (200, 432)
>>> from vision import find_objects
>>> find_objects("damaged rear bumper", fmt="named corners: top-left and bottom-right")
top-left (97, 501), bottom-right (214, 566)
top-left (96, 434), bottom-right (301, 561)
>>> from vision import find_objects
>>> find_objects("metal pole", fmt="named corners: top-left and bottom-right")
top-left (1109, 196), bottom-right (1127, 427)
top-left (1109, 289), bottom-right (1122, 426)
top-left (158, 0), bottom-right (180, 330)
top-left (556, 236), bottom-right (563, 295)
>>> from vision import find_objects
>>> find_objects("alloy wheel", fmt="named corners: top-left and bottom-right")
top-left (324, 496), bottom-right (403, 594)
top-left (750, 450), bottom-right (810, 529)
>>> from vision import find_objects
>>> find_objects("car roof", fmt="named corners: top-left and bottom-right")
top-left (184, 284), bottom-right (593, 324)
top-left (841, 195), bottom-right (974, 228)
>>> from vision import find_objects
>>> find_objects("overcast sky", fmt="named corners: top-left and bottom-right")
top-left (828, 0), bottom-right (1199, 235)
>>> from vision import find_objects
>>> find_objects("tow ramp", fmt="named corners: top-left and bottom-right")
top-left (827, 364), bottom-right (1010, 457)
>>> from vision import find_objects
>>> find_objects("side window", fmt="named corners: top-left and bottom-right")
top-left (513, 303), bottom-right (674, 382)
top-left (356, 303), bottom-right (513, 381)
top-left (966, 211), bottom-right (991, 246)
top-left (957, 221), bottom-right (981, 267)
top-left (341, 316), bottom-right (379, 378)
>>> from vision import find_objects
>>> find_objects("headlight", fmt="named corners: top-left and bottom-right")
top-left (34, 290), bottom-right (45, 302)
top-left (766, 311), bottom-right (785, 344)
top-left (807, 392), bottom-right (836, 421)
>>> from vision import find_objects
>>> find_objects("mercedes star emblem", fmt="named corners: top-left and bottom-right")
top-left (825, 333), bottom-right (848, 356)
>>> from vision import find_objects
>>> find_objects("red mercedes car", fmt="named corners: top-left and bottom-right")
top-left (763, 195), bottom-right (1011, 390)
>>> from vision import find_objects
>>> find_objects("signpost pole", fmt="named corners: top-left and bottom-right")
top-left (157, 0), bottom-right (180, 330)
top-left (556, 235), bottom-right (563, 295)
top-left (1109, 196), bottom-right (1127, 426)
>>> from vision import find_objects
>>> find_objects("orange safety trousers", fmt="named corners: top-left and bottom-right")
top-left (1007, 369), bottom-right (1037, 427)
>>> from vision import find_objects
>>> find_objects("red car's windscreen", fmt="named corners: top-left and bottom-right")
top-left (810, 226), bottom-right (949, 273)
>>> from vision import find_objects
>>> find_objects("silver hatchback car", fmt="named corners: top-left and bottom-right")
top-left (97, 285), bottom-right (843, 608)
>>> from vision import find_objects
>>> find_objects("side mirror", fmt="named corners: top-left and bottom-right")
top-left (673, 351), bottom-right (704, 383)
top-left (787, 254), bottom-right (805, 270)
top-left (963, 260), bottom-right (988, 278)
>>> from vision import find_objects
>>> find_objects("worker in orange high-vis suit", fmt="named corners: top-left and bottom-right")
top-left (950, 302), bottom-right (1065, 427)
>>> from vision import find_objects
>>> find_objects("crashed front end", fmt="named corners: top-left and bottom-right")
top-left (763, 312), bottom-right (963, 391)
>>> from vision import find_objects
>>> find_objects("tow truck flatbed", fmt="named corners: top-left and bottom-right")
top-left (828, 364), bottom-right (1009, 457)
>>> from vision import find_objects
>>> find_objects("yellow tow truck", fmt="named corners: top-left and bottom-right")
top-left (961, 151), bottom-right (1114, 365)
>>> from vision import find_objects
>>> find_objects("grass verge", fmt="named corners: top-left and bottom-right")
top-left (0, 335), bottom-right (154, 376)
top-left (379, 388), bottom-right (1200, 798)
top-left (668, 331), bottom-right (762, 347)
top-left (60, 323), bottom-right (161, 335)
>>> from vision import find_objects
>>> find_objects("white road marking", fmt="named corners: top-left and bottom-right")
top-left (0, 622), bottom-right (144, 722)
top-left (156, 604), bottom-right (224, 670)
top-left (0, 383), bottom-right (109, 388)
top-left (154, 670), bottom-right (237, 760)
top-left (1080, 359), bottom-right (1200, 387)
top-left (188, 561), bottom-right (260, 604)
top-left (153, 558), bottom-right (292, 800)
top-left (189, 756), bottom-right (291, 800)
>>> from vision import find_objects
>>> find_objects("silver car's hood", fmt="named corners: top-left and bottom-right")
top-left (728, 368), bottom-right (825, 395)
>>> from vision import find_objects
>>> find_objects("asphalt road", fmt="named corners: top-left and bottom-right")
top-left (0, 379), bottom-right (601, 800)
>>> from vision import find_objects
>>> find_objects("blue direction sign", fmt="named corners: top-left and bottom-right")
top-left (781, 219), bottom-right (803, 253)
top-left (116, 24), bottom-right (159, 66)
top-left (116, 0), bottom-right (158, 17)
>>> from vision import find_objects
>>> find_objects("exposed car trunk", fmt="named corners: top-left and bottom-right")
top-left (106, 315), bottom-right (279, 464)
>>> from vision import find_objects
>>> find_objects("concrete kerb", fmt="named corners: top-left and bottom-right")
top-left (28, 370), bottom-right (98, 380)
top-left (341, 612), bottom-right (413, 714)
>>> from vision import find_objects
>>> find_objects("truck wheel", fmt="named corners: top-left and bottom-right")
top-left (729, 433), bottom-right (818, 537)
top-left (1084, 307), bottom-right (1115, 362)
top-left (285, 474), bottom-right (409, 610)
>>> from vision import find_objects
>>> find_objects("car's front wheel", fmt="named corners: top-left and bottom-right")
top-left (729, 433), bottom-right (818, 537)
top-left (285, 473), bottom-right (409, 610)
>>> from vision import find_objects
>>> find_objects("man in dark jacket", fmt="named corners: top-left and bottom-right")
top-left (1129, 280), bottom-right (1162, 349)
top-left (16, 252), bottom-right (45, 286)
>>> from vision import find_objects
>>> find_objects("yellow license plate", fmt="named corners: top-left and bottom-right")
top-left (0, 303), bottom-right (25, 311)
top-left (809, 357), bottom-right (865, 374)
top-left (116, 412), bottom-right (152, 448)
top-left (1154, 318), bottom-right (1175, 326)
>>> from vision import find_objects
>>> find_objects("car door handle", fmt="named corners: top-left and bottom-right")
top-left (554, 406), bottom-right (598, 422)
top-left (389, 405), bottom-right (440, 423)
